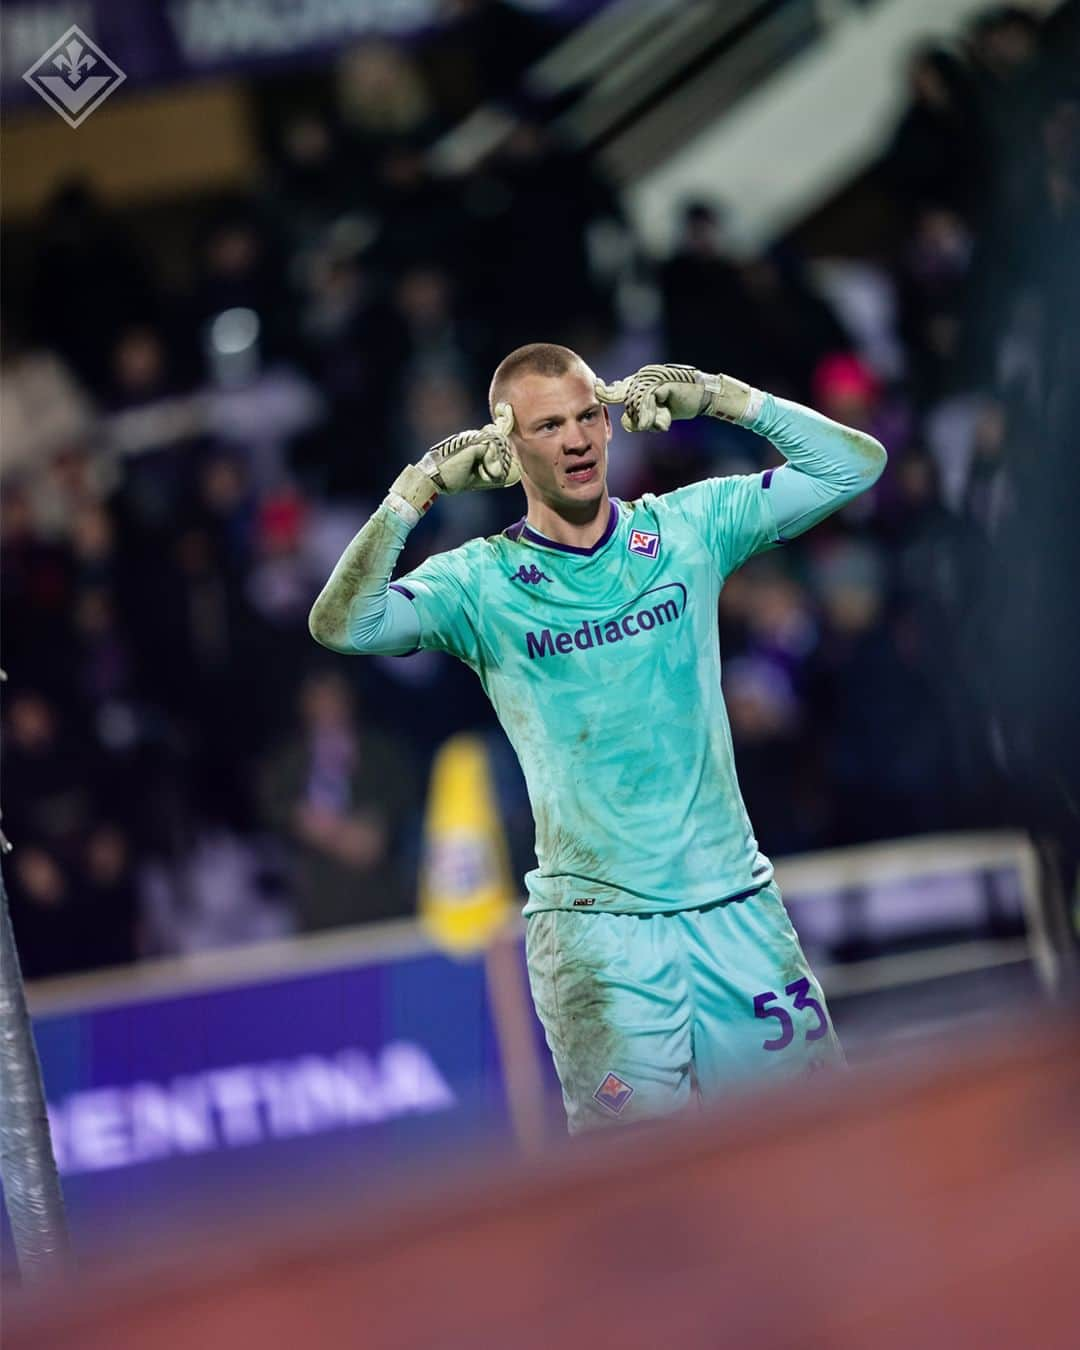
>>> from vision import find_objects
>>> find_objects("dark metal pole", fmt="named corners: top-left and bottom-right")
top-left (0, 860), bottom-right (71, 1281)
top-left (0, 667), bottom-right (70, 1282)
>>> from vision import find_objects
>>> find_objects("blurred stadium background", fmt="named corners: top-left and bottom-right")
top-left (1, 0), bottom-right (1079, 1335)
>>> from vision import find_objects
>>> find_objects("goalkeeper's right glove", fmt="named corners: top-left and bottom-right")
top-left (385, 402), bottom-right (520, 524)
top-left (595, 364), bottom-right (762, 433)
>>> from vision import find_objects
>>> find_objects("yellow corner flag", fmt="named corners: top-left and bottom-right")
top-left (419, 733), bottom-right (516, 954)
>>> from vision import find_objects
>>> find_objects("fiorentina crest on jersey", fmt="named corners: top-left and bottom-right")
top-left (628, 528), bottom-right (660, 559)
top-left (593, 1071), bottom-right (634, 1115)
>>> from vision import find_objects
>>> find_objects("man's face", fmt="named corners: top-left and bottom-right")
top-left (505, 368), bottom-right (612, 515)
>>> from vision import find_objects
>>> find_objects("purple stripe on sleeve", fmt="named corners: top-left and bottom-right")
top-left (762, 468), bottom-right (775, 489)
top-left (389, 582), bottom-right (415, 601)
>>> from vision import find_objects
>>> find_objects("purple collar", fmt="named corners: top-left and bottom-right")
top-left (504, 499), bottom-right (620, 557)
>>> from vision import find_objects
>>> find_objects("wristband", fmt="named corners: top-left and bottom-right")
top-left (384, 491), bottom-right (422, 527)
top-left (388, 463), bottom-right (440, 519)
top-left (742, 386), bottom-right (765, 424)
top-left (700, 372), bottom-right (761, 425)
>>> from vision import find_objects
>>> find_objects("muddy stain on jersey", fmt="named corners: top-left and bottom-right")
top-left (493, 689), bottom-right (545, 766)
top-left (551, 825), bottom-right (603, 878)
top-left (310, 509), bottom-right (400, 647)
top-left (838, 424), bottom-right (887, 475)
top-left (533, 801), bottom-right (604, 878)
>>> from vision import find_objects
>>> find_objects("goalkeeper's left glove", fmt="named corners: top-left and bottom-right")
top-left (595, 364), bottom-right (762, 433)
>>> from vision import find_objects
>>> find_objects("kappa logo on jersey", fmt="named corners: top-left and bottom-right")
top-left (628, 528), bottom-right (660, 559)
top-left (593, 1071), bottom-right (634, 1115)
top-left (524, 582), bottom-right (686, 660)
top-left (509, 563), bottom-right (552, 585)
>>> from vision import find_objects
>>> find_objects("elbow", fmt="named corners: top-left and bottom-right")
top-left (854, 433), bottom-right (887, 489)
top-left (307, 609), bottom-right (326, 648)
top-left (307, 603), bottom-right (344, 653)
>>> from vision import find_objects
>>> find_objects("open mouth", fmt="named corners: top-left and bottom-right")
top-left (565, 460), bottom-right (598, 485)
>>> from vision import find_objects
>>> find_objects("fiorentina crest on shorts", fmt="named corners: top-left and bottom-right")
top-left (628, 529), bottom-right (660, 559)
top-left (593, 1071), bottom-right (634, 1115)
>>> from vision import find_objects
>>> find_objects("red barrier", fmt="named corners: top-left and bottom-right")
top-left (10, 1014), bottom-right (1080, 1349)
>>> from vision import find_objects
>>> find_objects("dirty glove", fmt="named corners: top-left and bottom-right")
top-left (386, 402), bottom-right (520, 523)
top-left (596, 364), bottom-right (761, 433)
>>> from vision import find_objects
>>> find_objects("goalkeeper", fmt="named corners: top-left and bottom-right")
top-left (309, 346), bottom-right (886, 1131)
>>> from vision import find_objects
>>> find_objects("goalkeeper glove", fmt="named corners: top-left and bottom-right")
top-left (595, 364), bottom-right (761, 433)
top-left (386, 402), bottom-right (520, 524)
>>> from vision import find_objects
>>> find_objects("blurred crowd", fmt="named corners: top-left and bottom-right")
top-left (1, 1), bottom-right (1077, 977)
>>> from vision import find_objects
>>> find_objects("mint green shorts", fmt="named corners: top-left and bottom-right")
top-left (525, 882), bottom-right (844, 1133)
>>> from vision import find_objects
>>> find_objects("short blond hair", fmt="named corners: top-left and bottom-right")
top-left (488, 342), bottom-right (590, 417)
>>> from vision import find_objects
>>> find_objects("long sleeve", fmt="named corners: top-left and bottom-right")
top-left (747, 392), bottom-right (887, 540)
top-left (308, 505), bottom-right (422, 656)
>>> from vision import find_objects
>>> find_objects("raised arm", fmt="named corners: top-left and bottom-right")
top-left (743, 391), bottom-right (886, 539)
top-left (308, 404), bottom-right (519, 655)
top-left (596, 364), bottom-right (887, 539)
top-left (308, 506), bottom-right (420, 655)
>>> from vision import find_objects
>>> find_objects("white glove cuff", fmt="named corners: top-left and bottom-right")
top-left (388, 463), bottom-right (440, 519)
top-left (700, 372), bottom-right (761, 425)
top-left (383, 491), bottom-right (422, 528)
top-left (742, 385), bottom-right (765, 424)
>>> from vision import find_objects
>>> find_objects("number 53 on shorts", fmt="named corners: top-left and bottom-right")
top-left (754, 977), bottom-right (830, 1052)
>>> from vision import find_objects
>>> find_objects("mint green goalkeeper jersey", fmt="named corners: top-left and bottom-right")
top-left (395, 474), bottom-right (780, 915)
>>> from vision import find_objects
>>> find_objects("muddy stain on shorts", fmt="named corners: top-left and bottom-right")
top-left (556, 944), bottom-right (621, 1086)
top-left (528, 913), bottom-right (621, 1097)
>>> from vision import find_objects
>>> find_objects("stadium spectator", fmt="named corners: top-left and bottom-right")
top-left (0, 321), bottom-right (96, 484)
top-left (189, 207), bottom-right (295, 375)
top-left (336, 39), bottom-right (436, 150)
top-left (25, 180), bottom-right (162, 394)
top-left (463, 115), bottom-right (620, 354)
top-left (896, 206), bottom-right (974, 402)
top-left (419, 0), bottom-right (563, 123)
top-left (1, 482), bottom-right (72, 672)
top-left (6, 842), bottom-right (82, 980)
top-left (881, 45), bottom-right (982, 217)
top-left (264, 107), bottom-right (357, 255)
top-left (257, 670), bottom-right (418, 930)
top-left (2, 690), bottom-right (100, 857)
top-left (812, 540), bottom-right (949, 845)
top-left (139, 824), bottom-right (292, 957)
top-left (660, 202), bottom-right (764, 381)
top-left (81, 823), bottom-right (139, 969)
